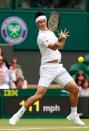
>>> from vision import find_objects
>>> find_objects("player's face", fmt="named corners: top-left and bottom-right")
top-left (37, 20), bottom-right (47, 30)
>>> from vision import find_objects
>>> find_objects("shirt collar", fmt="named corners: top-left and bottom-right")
top-left (39, 29), bottom-right (50, 33)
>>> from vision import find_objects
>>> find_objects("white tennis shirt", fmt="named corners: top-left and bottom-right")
top-left (37, 30), bottom-right (61, 65)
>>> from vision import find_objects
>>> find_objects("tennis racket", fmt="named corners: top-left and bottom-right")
top-left (48, 12), bottom-right (69, 39)
top-left (48, 12), bottom-right (60, 33)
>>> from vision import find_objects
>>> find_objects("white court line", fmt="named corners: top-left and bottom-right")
top-left (0, 126), bottom-right (89, 130)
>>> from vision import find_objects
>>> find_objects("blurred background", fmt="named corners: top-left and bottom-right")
top-left (0, 0), bottom-right (89, 84)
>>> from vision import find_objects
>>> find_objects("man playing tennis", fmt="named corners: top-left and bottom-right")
top-left (9, 12), bottom-right (85, 126)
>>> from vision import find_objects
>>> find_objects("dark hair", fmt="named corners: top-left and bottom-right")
top-left (81, 79), bottom-right (89, 88)
top-left (76, 70), bottom-right (86, 80)
top-left (34, 12), bottom-right (45, 20)
top-left (15, 77), bottom-right (24, 84)
top-left (11, 58), bottom-right (19, 64)
top-left (75, 70), bottom-right (86, 86)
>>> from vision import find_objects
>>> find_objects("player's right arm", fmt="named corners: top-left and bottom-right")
top-left (48, 30), bottom-right (69, 50)
top-left (48, 36), bottom-right (66, 50)
top-left (38, 29), bottom-right (69, 51)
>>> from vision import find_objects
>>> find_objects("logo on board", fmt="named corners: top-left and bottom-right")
top-left (1, 16), bottom-right (28, 45)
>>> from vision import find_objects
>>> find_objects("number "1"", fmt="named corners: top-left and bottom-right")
top-left (19, 100), bottom-right (40, 112)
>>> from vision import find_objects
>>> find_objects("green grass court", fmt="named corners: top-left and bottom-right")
top-left (0, 119), bottom-right (88, 131)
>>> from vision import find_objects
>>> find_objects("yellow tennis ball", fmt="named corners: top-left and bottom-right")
top-left (78, 56), bottom-right (84, 63)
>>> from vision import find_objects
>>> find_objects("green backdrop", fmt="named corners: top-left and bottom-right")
top-left (0, 89), bottom-right (89, 118)
top-left (0, 10), bottom-right (89, 51)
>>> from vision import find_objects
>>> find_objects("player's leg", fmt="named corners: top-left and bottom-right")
top-left (64, 81), bottom-right (85, 125)
top-left (64, 80), bottom-right (79, 108)
top-left (9, 86), bottom-right (47, 125)
top-left (54, 65), bottom-right (85, 125)
top-left (24, 86), bottom-right (47, 109)
top-left (9, 64), bottom-right (62, 125)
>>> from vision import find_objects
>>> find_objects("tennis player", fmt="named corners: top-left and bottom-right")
top-left (9, 12), bottom-right (85, 126)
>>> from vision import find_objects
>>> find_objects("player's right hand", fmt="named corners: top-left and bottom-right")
top-left (58, 28), bottom-right (69, 41)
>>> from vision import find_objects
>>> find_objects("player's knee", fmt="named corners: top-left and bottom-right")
top-left (35, 93), bottom-right (43, 100)
top-left (72, 86), bottom-right (79, 95)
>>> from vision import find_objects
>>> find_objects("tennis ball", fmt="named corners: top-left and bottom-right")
top-left (77, 56), bottom-right (84, 63)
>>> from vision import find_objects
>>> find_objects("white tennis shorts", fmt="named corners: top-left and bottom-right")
top-left (38, 63), bottom-right (74, 88)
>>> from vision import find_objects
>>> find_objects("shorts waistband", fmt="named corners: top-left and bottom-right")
top-left (46, 59), bottom-right (59, 64)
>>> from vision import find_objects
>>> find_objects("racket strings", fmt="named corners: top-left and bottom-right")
top-left (48, 12), bottom-right (60, 32)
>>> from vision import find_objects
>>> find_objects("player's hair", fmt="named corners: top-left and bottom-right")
top-left (34, 12), bottom-right (45, 20)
